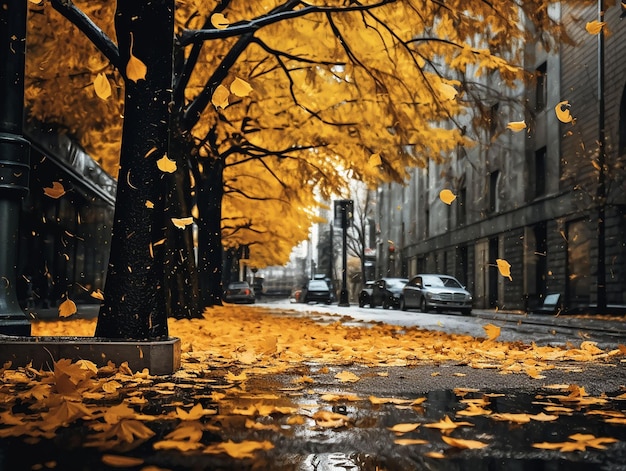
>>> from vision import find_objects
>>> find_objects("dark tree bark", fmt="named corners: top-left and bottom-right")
top-left (195, 157), bottom-right (225, 309)
top-left (95, 0), bottom-right (174, 339)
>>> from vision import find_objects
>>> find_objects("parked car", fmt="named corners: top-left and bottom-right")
top-left (301, 279), bottom-right (333, 304)
top-left (400, 274), bottom-right (472, 315)
top-left (358, 281), bottom-right (375, 307)
top-left (368, 277), bottom-right (408, 309)
top-left (223, 281), bottom-right (255, 304)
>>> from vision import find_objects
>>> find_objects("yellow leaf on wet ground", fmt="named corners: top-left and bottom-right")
top-left (394, 438), bottom-right (429, 446)
top-left (101, 454), bottom-right (144, 467)
top-left (335, 370), bottom-right (360, 383)
top-left (388, 423), bottom-right (420, 434)
top-left (442, 435), bottom-right (488, 449)
top-left (424, 415), bottom-right (473, 431)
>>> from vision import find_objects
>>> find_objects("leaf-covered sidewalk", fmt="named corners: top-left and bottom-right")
top-left (1, 305), bottom-right (625, 469)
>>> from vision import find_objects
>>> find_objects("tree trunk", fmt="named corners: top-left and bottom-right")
top-left (196, 157), bottom-right (224, 309)
top-left (165, 135), bottom-right (201, 319)
top-left (95, 0), bottom-right (174, 339)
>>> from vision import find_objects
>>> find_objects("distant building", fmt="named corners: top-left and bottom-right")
top-left (376, 4), bottom-right (626, 312)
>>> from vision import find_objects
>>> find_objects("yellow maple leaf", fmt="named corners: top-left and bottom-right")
top-left (94, 73), bottom-right (112, 100)
top-left (439, 189), bottom-right (456, 205)
top-left (312, 410), bottom-right (351, 428)
top-left (212, 84), bottom-right (230, 108)
top-left (176, 403), bottom-right (214, 421)
top-left (43, 181), bottom-right (66, 199)
top-left (496, 258), bottom-right (513, 281)
top-left (388, 423), bottom-right (420, 434)
top-left (207, 439), bottom-right (274, 459)
top-left (230, 77), bottom-right (253, 97)
top-left (156, 155), bottom-right (177, 173)
top-left (442, 435), bottom-right (488, 449)
top-left (171, 217), bottom-right (194, 229)
top-left (492, 412), bottom-right (531, 423)
top-left (483, 323), bottom-right (501, 341)
top-left (555, 101), bottom-right (574, 123)
top-left (58, 298), bottom-right (77, 318)
top-left (585, 20), bottom-right (605, 35)
top-left (506, 120), bottom-right (526, 132)
top-left (165, 422), bottom-right (204, 442)
top-left (424, 415), bottom-right (473, 431)
top-left (211, 13), bottom-right (230, 29)
top-left (126, 33), bottom-right (147, 82)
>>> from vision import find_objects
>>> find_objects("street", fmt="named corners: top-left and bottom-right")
top-left (256, 298), bottom-right (626, 350)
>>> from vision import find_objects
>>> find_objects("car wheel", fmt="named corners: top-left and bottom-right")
top-left (420, 297), bottom-right (429, 313)
top-left (359, 298), bottom-right (365, 308)
top-left (461, 308), bottom-right (471, 316)
top-left (382, 298), bottom-right (390, 309)
top-left (400, 297), bottom-right (407, 311)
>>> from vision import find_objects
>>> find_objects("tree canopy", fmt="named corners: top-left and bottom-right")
top-left (25, 0), bottom-right (563, 268)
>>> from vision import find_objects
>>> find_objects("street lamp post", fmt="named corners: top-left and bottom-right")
top-left (334, 200), bottom-right (353, 307)
top-left (596, 0), bottom-right (607, 312)
top-left (0, 0), bottom-right (31, 335)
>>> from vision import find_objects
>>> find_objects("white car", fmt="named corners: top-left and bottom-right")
top-left (400, 274), bottom-right (473, 316)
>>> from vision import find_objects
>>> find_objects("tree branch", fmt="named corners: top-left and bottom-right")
top-left (50, 0), bottom-right (120, 69)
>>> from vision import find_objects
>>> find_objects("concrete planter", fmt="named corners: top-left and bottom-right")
top-left (0, 336), bottom-right (181, 375)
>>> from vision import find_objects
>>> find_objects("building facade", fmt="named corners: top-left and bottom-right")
top-left (376, 4), bottom-right (626, 312)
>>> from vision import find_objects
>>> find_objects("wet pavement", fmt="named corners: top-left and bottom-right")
top-left (1, 303), bottom-right (625, 470)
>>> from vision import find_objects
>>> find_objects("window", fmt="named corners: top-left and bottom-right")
top-left (535, 147), bottom-right (547, 197)
top-left (457, 187), bottom-right (467, 226)
top-left (489, 170), bottom-right (500, 213)
top-left (535, 62), bottom-right (547, 111)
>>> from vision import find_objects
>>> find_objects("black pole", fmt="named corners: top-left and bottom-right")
top-left (0, 0), bottom-right (31, 335)
top-left (335, 200), bottom-right (352, 307)
top-left (596, 0), bottom-right (607, 312)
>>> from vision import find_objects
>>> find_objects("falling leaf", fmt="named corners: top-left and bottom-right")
top-left (126, 33), bottom-right (147, 82)
top-left (555, 101), bottom-right (574, 123)
top-left (483, 323), bottom-right (501, 341)
top-left (94, 73), bottom-right (112, 100)
top-left (90, 289), bottom-right (104, 301)
top-left (172, 217), bottom-right (194, 229)
top-left (334, 370), bottom-right (360, 383)
top-left (212, 84), bottom-right (230, 108)
top-left (585, 20), bottom-right (605, 35)
top-left (439, 189), bottom-right (456, 205)
top-left (230, 77), bottom-right (253, 97)
top-left (211, 13), bottom-right (230, 29)
top-left (157, 155), bottom-right (177, 173)
top-left (496, 259), bottom-right (512, 281)
top-left (442, 435), bottom-right (488, 449)
top-left (146, 200), bottom-right (154, 209)
top-left (43, 182), bottom-right (66, 199)
top-left (506, 120), bottom-right (526, 132)
top-left (58, 298), bottom-right (77, 318)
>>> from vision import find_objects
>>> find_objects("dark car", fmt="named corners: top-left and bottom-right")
top-left (301, 279), bottom-right (333, 304)
top-left (358, 281), bottom-right (375, 307)
top-left (223, 281), bottom-right (256, 304)
top-left (400, 274), bottom-right (472, 315)
top-left (368, 277), bottom-right (408, 309)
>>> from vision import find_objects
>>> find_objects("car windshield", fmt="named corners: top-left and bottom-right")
top-left (422, 275), bottom-right (462, 288)
top-left (308, 280), bottom-right (328, 290)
